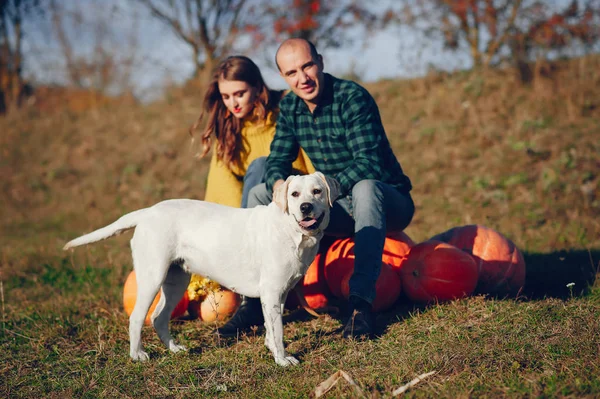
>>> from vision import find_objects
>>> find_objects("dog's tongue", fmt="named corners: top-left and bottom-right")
top-left (299, 218), bottom-right (317, 228)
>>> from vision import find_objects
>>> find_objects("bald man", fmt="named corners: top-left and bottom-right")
top-left (218, 38), bottom-right (415, 340)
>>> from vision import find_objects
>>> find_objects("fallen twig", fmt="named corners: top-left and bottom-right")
top-left (392, 371), bottom-right (437, 396)
top-left (315, 370), bottom-right (366, 398)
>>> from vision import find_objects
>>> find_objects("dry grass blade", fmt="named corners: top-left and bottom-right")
top-left (392, 371), bottom-right (437, 396)
top-left (1, 280), bottom-right (4, 330)
top-left (314, 370), bottom-right (342, 397)
top-left (315, 370), bottom-right (366, 398)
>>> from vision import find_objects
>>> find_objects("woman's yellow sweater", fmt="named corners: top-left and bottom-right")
top-left (204, 112), bottom-right (315, 208)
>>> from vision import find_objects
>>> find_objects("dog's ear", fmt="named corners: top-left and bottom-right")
top-left (273, 176), bottom-right (292, 213)
top-left (315, 172), bottom-right (340, 207)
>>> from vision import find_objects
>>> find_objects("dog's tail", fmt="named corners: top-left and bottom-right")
top-left (63, 208), bottom-right (149, 250)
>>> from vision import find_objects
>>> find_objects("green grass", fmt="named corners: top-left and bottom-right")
top-left (2, 255), bottom-right (599, 397)
top-left (1, 55), bottom-right (600, 397)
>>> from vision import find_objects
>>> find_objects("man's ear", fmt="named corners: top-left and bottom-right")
top-left (317, 54), bottom-right (324, 70)
top-left (273, 177), bottom-right (292, 213)
top-left (315, 172), bottom-right (340, 207)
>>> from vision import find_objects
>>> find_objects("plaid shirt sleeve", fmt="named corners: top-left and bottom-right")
top-left (265, 106), bottom-right (300, 192)
top-left (333, 87), bottom-right (387, 195)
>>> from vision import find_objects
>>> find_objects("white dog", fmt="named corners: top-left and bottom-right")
top-left (63, 172), bottom-right (339, 367)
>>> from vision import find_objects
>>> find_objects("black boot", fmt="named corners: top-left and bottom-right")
top-left (214, 296), bottom-right (264, 337)
top-left (342, 295), bottom-right (374, 340)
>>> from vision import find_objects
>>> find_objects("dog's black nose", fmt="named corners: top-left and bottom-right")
top-left (300, 202), bottom-right (313, 214)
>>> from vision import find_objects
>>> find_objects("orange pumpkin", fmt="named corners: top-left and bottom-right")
top-left (286, 252), bottom-right (333, 311)
top-left (199, 290), bottom-right (241, 322)
top-left (429, 225), bottom-right (526, 296)
top-left (123, 271), bottom-right (189, 325)
top-left (382, 231), bottom-right (415, 271)
top-left (340, 261), bottom-right (402, 311)
top-left (324, 234), bottom-right (414, 298)
top-left (324, 237), bottom-right (404, 311)
top-left (399, 240), bottom-right (479, 303)
top-left (324, 237), bottom-right (359, 298)
top-left (301, 252), bottom-right (333, 310)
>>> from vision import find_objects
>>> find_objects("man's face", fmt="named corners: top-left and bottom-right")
top-left (277, 44), bottom-right (324, 112)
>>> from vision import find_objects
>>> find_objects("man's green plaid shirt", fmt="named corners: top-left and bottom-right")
top-left (265, 73), bottom-right (412, 197)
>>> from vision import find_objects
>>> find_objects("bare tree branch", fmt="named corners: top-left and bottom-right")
top-left (140, 0), bottom-right (199, 49)
top-left (1, 0), bottom-right (40, 114)
top-left (484, 0), bottom-right (522, 66)
top-left (138, 0), bottom-right (250, 79)
top-left (50, 0), bottom-right (82, 87)
top-left (397, 0), bottom-right (600, 74)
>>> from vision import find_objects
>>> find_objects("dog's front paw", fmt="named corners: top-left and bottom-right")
top-left (169, 342), bottom-right (188, 353)
top-left (275, 355), bottom-right (299, 367)
top-left (130, 350), bottom-right (150, 362)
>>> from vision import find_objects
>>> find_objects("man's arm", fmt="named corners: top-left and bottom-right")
top-left (265, 108), bottom-right (300, 192)
top-left (334, 87), bottom-right (388, 195)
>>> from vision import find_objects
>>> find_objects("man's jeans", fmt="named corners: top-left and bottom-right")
top-left (241, 157), bottom-right (267, 208)
top-left (248, 179), bottom-right (415, 304)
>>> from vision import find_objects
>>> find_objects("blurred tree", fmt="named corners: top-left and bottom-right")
top-left (138, 0), bottom-right (394, 81)
top-left (398, 0), bottom-right (600, 78)
top-left (48, 0), bottom-right (140, 98)
top-left (440, 0), bottom-right (524, 68)
top-left (0, 0), bottom-right (40, 114)
top-left (137, 0), bottom-right (254, 81)
top-left (510, 0), bottom-right (600, 81)
top-left (261, 0), bottom-right (388, 50)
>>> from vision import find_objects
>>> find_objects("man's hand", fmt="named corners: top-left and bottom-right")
top-left (273, 179), bottom-right (285, 193)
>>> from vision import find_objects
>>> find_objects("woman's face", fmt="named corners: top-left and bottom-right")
top-left (218, 79), bottom-right (258, 119)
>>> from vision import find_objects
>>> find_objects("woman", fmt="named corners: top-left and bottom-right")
top-left (188, 55), bottom-right (314, 334)
top-left (190, 55), bottom-right (314, 208)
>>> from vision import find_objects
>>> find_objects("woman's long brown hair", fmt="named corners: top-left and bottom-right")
top-left (189, 56), bottom-right (282, 170)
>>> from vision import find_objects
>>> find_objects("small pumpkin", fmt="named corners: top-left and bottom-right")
top-left (123, 270), bottom-right (189, 325)
top-left (199, 290), bottom-right (241, 322)
top-left (429, 225), bottom-right (526, 296)
top-left (186, 274), bottom-right (223, 319)
top-left (399, 240), bottom-right (479, 303)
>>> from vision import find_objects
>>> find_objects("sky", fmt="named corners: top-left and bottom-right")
top-left (19, 0), bottom-right (473, 101)
top-left (19, 0), bottom-right (591, 101)
top-left (126, 2), bottom-right (472, 96)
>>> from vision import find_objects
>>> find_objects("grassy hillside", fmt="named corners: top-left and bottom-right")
top-left (1, 55), bottom-right (599, 398)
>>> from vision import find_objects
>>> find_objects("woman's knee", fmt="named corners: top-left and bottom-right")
top-left (247, 183), bottom-right (271, 207)
top-left (245, 157), bottom-right (267, 182)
